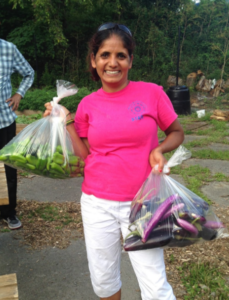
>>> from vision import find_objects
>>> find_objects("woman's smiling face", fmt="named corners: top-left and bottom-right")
top-left (91, 34), bottom-right (133, 93)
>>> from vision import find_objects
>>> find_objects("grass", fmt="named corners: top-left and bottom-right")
top-left (184, 137), bottom-right (229, 149)
top-left (159, 111), bottom-right (229, 141)
top-left (179, 113), bottom-right (229, 141)
top-left (27, 204), bottom-right (74, 225)
top-left (169, 254), bottom-right (175, 264)
top-left (18, 170), bottom-right (30, 177)
top-left (180, 262), bottom-right (229, 299)
top-left (0, 228), bottom-right (11, 233)
top-left (191, 149), bottom-right (229, 160)
top-left (169, 164), bottom-right (212, 204)
top-left (214, 173), bottom-right (229, 182)
top-left (16, 113), bottom-right (42, 124)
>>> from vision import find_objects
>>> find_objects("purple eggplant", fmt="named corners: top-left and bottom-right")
top-left (161, 203), bottom-right (185, 221)
top-left (124, 229), bottom-right (171, 251)
top-left (191, 197), bottom-right (209, 210)
top-left (203, 221), bottom-right (225, 229)
top-left (176, 218), bottom-right (199, 236)
top-left (151, 220), bottom-right (175, 233)
top-left (198, 226), bottom-right (217, 241)
top-left (142, 199), bottom-right (151, 208)
top-left (173, 226), bottom-right (191, 237)
top-left (190, 212), bottom-right (206, 223)
top-left (179, 211), bottom-right (206, 225)
top-left (143, 196), bottom-right (160, 207)
top-left (129, 188), bottom-right (154, 223)
top-left (129, 201), bottom-right (143, 223)
top-left (142, 194), bottom-right (180, 243)
top-left (124, 224), bottom-right (193, 251)
top-left (168, 236), bottom-right (197, 248)
top-left (170, 224), bottom-right (198, 248)
top-left (178, 211), bottom-right (190, 219)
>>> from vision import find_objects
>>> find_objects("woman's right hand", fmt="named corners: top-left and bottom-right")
top-left (43, 102), bottom-right (53, 117)
top-left (43, 102), bottom-right (71, 120)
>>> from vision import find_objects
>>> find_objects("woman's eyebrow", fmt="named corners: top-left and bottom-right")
top-left (100, 51), bottom-right (110, 54)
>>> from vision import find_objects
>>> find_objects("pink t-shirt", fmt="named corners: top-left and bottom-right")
top-left (74, 81), bottom-right (177, 201)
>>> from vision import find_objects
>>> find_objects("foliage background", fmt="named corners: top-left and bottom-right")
top-left (1, 0), bottom-right (229, 110)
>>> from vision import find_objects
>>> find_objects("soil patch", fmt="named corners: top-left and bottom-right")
top-left (0, 200), bottom-right (83, 250)
top-left (165, 204), bottom-right (229, 299)
top-left (184, 121), bottom-right (209, 131)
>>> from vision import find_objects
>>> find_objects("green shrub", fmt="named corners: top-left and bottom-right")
top-left (17, 87), bottom-right (56, 112)
top-left (61, 87), bottom-right (93, 112)
top-left (207, 69), bottom-right (221, 80)
top-left (16, 113), bottom-right (42, 124)
top-left (17, 86), bottom-right (93, 112)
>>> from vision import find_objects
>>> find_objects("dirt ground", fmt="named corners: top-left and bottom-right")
top-left (165, 203), bottom-right (229, 299)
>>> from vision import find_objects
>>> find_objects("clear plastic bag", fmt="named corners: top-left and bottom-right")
top-left (0, 80), bottom-right (85, 179)
top-left (124, 146), bottom-right (228, 251)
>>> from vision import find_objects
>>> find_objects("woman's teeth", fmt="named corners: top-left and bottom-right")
top-left (106, 71), bottom-right (119, 74)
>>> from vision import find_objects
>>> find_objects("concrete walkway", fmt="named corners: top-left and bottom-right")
top-left (1, 135), bottom-right (229, 300)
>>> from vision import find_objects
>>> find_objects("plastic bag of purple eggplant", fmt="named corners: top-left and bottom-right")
top-left (124, 146), bottom-right (228, 251)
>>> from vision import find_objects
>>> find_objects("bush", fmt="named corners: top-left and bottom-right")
top-left (17, 87), bottom-right (56, 111)
top-left (17, 86), bottom-right (93, 112)
top-left (60, 87), bottom-right (93, 112)
top-left (207, 69), bottom-right (221, 80)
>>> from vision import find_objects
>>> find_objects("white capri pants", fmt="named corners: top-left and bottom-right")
top-left (81, 192), bottom-right (176, 300)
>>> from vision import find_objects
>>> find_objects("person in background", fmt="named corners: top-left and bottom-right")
top-left (0, 39), bottom-right (34, 229)
top-left (44, 23), bottom-right (184, 300)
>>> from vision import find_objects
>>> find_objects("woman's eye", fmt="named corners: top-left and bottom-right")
top-left (118, 53), bottom-right (126, 59)
top-left (101, 52), bottom-right (109, 58)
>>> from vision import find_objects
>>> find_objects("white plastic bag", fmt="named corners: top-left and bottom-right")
top-left (0, 80), bottom-right (85, 179)
top-left (124, 146), bottom-right (228, 251)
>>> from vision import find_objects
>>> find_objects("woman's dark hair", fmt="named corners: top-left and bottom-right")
top-left (87, 24), bottom-right (135, 82)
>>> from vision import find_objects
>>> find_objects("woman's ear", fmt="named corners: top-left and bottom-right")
top-left (129, 54), bottom-right (133, 70)
top-left (91, 53), bottom-right (96, 69)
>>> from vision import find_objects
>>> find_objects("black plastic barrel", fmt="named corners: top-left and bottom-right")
top-left (166, 85), bottom-right (191, 115)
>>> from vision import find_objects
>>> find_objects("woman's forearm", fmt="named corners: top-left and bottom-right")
top-left (156, 119), bottom-right (185, 154)
top-left (157, 130), bottom-right (184, 154)
top-left (66, 123), bottom-right (89, 159)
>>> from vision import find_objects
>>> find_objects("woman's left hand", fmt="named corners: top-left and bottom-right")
top-left (149, 148), bottom-right (168, 173)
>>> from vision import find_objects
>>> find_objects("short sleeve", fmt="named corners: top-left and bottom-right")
top-left (74, 100), bottom-right (89, 137)
top-left (156, 87), bottom-right (178, 131)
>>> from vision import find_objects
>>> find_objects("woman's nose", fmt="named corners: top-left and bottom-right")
top-left (108, 55), bottom-right (118, 67)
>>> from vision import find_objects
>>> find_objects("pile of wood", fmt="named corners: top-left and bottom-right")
top-left (210, 109), bottom-right (229, 121)
top-left (0, 273), bottom-right (18, 300)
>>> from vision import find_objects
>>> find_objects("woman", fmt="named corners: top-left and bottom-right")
top-left (44, 23), bottom-right (184, 300)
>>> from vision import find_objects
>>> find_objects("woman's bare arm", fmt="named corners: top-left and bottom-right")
top-left (65, 124), bottom-right (89, 159)
top-left (43, 103), bottom-right (89, 159)
top-left (149, 119), bottom-right (184, 171)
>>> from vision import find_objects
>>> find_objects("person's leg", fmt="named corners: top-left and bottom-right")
top-left (128, 248), bottom-right (175, 300)
top-left (0, 122), bottom-right (21, 229)
top-left (80, 193), bottom-right (122, 299)
top-left (4, 163), bottom-right (17, 217)
top-left (120, 201), bottom-right (176, 300)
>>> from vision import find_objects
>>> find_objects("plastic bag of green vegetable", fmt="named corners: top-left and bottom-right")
top-left (124, 146), bottom-right (228, 251)
top-left (0, 80), bottom-right (85, 179)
